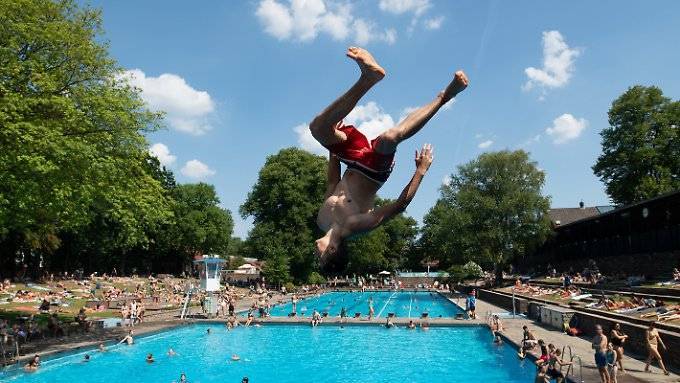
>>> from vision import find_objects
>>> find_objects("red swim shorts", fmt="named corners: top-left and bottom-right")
top-left (325, 125), bottom-right (395, 183)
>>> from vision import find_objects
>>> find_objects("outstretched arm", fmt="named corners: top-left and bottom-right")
top-left (324, 152), bottom-right (341, 199)
top-left (346, 144), bottom-right (433, 233)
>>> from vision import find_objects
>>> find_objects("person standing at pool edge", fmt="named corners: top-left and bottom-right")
top-left (644, 321), bottom-right (670, 375)
top-left (310, 47), bottom-right (468, 264)
top-left (466, 291), bottom-right (476, 319)
top-left (592, 324), bottom-right (610, 383)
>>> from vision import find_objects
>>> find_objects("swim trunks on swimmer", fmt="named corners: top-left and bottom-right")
top-left (594, 351), bottom-right (607, 368)
top-left (325, 125), bottom-right (395, 184)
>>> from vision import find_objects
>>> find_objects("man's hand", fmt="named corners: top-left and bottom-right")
top-left (415, 143), bottom-right (433, 174)
top-left (452, 70), bottom-right (469, 95)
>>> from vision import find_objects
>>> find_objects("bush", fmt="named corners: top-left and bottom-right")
top-left (462, 261), bottom-right (484, 279)
top-left (307, 272), bottom-right (326, 285)
top-left (284, 282), bottom-right (296, 293)
top-left (447, 261), bottom-right (484, 282)
top-left (447, 265), bottom-right (467, 282)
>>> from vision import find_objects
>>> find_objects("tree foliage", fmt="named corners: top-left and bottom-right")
top-left (240, 148), bottom-right (327, 282)
top-left (0, 0), bottom-right (173, 273)
top-left (261, 248), bottom-right (290, 287)
top-left (421, 150), bottom-right (551, 281)
top-left (0, 0), bottom-right (233, 276)
top-left (345, 198), bottom-right (418, 273)
top-left (167, 183), bottom-right (233, 257)
top-left (593, 86), bottom-right (680, 205)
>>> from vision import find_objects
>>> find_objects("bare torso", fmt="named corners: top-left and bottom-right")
top-left (316, 169), bottom-right (381, 232)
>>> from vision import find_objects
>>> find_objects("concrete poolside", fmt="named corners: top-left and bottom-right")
top-left (472, 299), bottom-right (680, 383)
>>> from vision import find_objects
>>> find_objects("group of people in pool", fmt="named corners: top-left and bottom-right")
top-left (26, 351), bottom-right (247, 383)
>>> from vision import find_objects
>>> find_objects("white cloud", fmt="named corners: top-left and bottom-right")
top-left (523, 31), bottom-right (580, 93)
top-left (424, 15), bottom-right (444, 30)
top-left (379, 0), bottom-right (431, 16)
top-left (442, 174), bottom-right (452, 186)
top-left (478, 140), bottom-right (493, 149)
top-left (398, 106), bottom-right (419, 123)
top-left (149, 143), bottom-right (176, 167)
top-left (441, 98), bottom-right (455, 111)
top-left (353, 19), bottom-right (397, 45)
top-left (344, 101), bottom-right (395, 140)
top-left (120, 69), bottom-right (215, 135)
top-left (518, 134), bottom-right (542, 148)
top-left (545, 114), bottom-right (587, 144)
top-left (181, 159), bottom-right (216, 179)
top-left (256, 0), bottom-right (396, 45)
top-left (294, 123), bottom-right (326, 155)
top-left (294, 101), bottom-right (396, 154)
top-left (255, 0), bottom-right (294, 39)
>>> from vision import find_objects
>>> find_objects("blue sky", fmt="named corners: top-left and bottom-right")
top-left (89, 0), bottom-right (680, 238)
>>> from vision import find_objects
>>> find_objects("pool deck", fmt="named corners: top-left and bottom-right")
top-left (472, 298), bottom-right (680, 383)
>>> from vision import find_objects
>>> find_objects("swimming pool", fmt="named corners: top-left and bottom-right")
top-left (267, 291), bottom-right (463, 318)
top-left (3, 324), bottom-right (536, 383)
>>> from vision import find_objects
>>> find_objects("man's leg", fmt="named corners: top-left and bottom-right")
top-left (374, 71), bottom-right (468, 154)
top-left (309, 47), bottom-right (385, 147)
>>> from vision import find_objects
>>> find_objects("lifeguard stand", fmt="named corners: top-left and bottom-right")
top-left (195, 257), bottom-right (225, 292)
top-left (180, 257), bottom-right (225, 319)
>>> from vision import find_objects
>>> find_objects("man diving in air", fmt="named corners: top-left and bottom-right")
top-left (310, 47), bottom-right (469, 265)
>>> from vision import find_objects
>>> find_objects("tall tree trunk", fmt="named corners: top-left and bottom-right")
top-left (494, 258), bottom-right (504, 287)
top-left (0, 233), bottom-right (21, 279)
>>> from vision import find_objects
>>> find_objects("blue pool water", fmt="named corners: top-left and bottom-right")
top-left (265, 291), bottom-right (463, 318)
top-left (3, 324), bottom-right (536, 383)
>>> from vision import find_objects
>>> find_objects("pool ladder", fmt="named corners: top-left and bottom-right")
top-left (560, 345), bottom-right (584, 383)
top-left (180, 289), bottom-right (195, 319)
top-left (0, 335), bottom-right (20, 370)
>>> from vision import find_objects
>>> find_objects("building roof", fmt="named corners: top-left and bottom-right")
top-left (548, 207), bottom-right (601, 226)
top-left (555, 189), bottom-right (680, 230)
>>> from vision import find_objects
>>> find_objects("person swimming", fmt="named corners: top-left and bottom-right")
top-left (98, 343), bottom-right (107, 352)
top-left (146, 353), bottom-right (155, 363)
top-left (407, 320), bottom-right (416, 329)
top-left (167, 347), bottom-right (178, 356)
top-left (82, 354), bottom-right (90, 362)
top-left (119, 330), bottom-right (134, 345)
top-left (24, 354), bottom-right (40, 371)
top-left (231, 354), bottom-right (241, 361)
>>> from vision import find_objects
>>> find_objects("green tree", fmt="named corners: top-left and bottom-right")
top-left (593, 86), bottom-right (680, 205)
top-left (378, 199), bottom-right (419, 270)
top-left (345, 229), bottom-right (390, 274)
top-left (418, 200), bottom-right (471, 269)
top-left (262, 249), bottom-right (290, 287)
top-left (0, 0), bottom-right (171, 275)
top-left (169, 183), bottom-right (233, 258)
top-left (226, 237), bottom-right (244, 257)
top-left (344, 200), bottom-right (418, 273)
top-left (240, 148), bottom-right (326, 282)
top-left (427, 150), bottom-right (551, 283)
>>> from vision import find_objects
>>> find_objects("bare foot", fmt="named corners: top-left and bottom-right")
top-left (441, 70), bottom-right (469, 104)
top-left (346, 46), bottom-right (385, 83)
